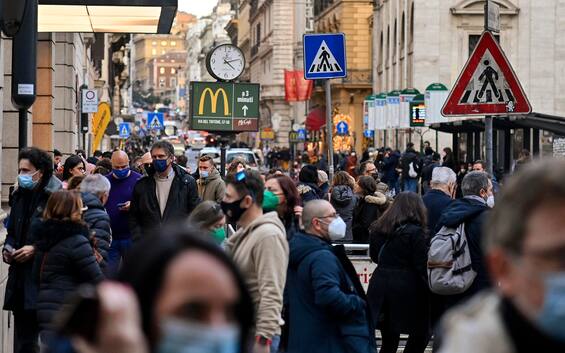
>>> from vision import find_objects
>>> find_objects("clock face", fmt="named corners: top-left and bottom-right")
top-left (207, 44), bottom-right (245, 81)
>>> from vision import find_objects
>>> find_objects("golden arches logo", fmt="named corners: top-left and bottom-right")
top-left (199, 88), bottom-right (230, 115)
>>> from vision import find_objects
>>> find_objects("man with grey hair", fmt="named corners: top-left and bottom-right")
top-left (286, 200), bottom-right (376, 353)
top-left (437, 160), bottom-right (565, 352)
top-left (80, 174), bottom-right (112, 273)
top-left (423, 167), bottom-right (457, 235)
top-left (434, 171), bottom-right (493, 311)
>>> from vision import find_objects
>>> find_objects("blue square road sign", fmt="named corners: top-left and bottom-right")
top-left (147, 112), bottom-right (164, 130)
top-left (119, 123), bottom-right (131, 138)
top-left (303, 33), bottom-right (347, 80)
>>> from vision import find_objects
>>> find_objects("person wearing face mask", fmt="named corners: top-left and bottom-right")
top-left (2, 147), bottom-right (62, 353)
top-left (222, 170), bottom-right (288, 353)
top-left (105, 150), bottom-right (142, 275)
top-left (434, 171), bottom-right (493, 313)
top-left (265, 174), bottom-right (302, 236)
top-left (129, 141), bottom-right (200, 242)
top-left (286, 199), bottom-right (376, 353)
top-left (436, 159), bottom-right (565, 353)
top-left (367, 192), bottom-right (431, 353)
top-left (197, 155), bottom-right (226, 203)
top-left (188, 201), bottom-right (227, 245)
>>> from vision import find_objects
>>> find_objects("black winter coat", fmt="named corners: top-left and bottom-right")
top-left (3, 176), bottom-right (62, 311)
top-left (352, 192), bottom-right (388, 243)
top-left (129, 164), bottom-right (200, 241)
top-left (330, 185), bottom-right (358, 242)
top-left (367, 223), bottom-right (430, 335)
top-left (81, 192), bottom-right (111, 273)
top-left (297, 182), bottom-right (322, 203)
top-left (34, 220), bottom-right (104, 333)
top-left (401, 149), bottom-right (422, 180)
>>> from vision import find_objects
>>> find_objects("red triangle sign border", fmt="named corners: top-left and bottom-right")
top-left (442, 31), bottom-right (532, 116)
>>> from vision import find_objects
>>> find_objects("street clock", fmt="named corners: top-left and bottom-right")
top-left (206, 44), bottom-right (245, 82)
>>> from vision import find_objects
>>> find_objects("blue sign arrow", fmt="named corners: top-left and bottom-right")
top-left (364, 130), bottom-right (374, 138)
top-left (147, 112), bottom-right (164, 130)
top-left (303, 33), bottom-right (347, 80)
top-left (119, 123), bottom-right (130, 138)
top-left (336, 121), bottom-right (349, 135)
top-left (297, 129), bottom-right (306, 140)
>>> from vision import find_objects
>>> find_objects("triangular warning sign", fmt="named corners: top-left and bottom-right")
top-left (308, 40), bottom-right (343, 74)
top-left (149, 115), bottom-right (161, 129)
top-left (120, 126), bottom-right (128, 136)
top-left (442, 31), bottom-right (531, 116)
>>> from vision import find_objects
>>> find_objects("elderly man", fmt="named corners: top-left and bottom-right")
top-left (80, 174), bottom-right (112, 273)
top-left (105, 150), bottom-right (142, 274)
top-left (423, 167), bottom-right (456, 234)
top-left (435, 171), bottom-right (493, 310)
top-left (287, 199), bottom-right (375, 353)
top-left (437, 160), bottom-right (565, 352)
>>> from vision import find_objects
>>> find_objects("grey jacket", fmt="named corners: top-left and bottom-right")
top-left (330, 185), bottom-right (357, 241)
top-left (197, 168), bottom-right (226, 203)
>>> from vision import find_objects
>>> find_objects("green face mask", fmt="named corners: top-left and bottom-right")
top-left (262, 190), bottom-right (280, 212)
top-left (211, 227), bottom-right (226, 244)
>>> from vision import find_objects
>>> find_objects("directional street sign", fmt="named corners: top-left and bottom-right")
top-left (297, 129), bottom-right (306, 141)
top-left (148, 112), bottom-right (164, 130)
top-left (364, 130), bottom-right (375, 138)
top-left (118, 123), bottom-right (131, 138)
top-left (303, 33), bottom-right (347, 79)
top-left (336, 121), bottom-right (349, 135)
top-left (189, 81), bottom-right (260, 132)
top-left (442, 31), bottom-right (531, 116)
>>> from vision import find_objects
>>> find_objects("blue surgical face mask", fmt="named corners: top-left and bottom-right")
top-left (113, 168), bottom-right (130, 179)
top-left (153, 159), bottom-right (169, 173)
top-left (200, 170), bottom-right (210, 179)
top-left (535, 272), bottom-right (565, 342)
top-left (158, 318), bottom-right (239, 353)
top-left (18, 171), bottom-right (39, 189)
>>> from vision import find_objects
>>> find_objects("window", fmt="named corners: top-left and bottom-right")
top-left (171, 77), bottom-right (177, 87)
top-left (393, 20), bottom-right (397, 60)
top-left (160, 67), bottom-right (165, 74)
top-left (161, 40), bottom-right (168, 46)
top-left (469, 34), bottom-right (499, 56)
top-left (386, 26), bottom-right (390, 63)
top-left (401, 12), bottom-right (405, 52)
top-left (171, 68), bottom-right (176, 74)
top-left (256, 23), bottom-right (261, 45)
top-left (159, 78), bottom-right (166, 88)
top-left (171, 41), bottom-right (177, 46)
top-left (379, 31), bottom-right (384, 68)
top-left (410, 2), bottom-right (414, 46)
top-left (152, 41), bottom-right (157, 46)
top-left (152, 48), bottom-right (157, 56)
top-left (161, 49), bottom-right (166, 55)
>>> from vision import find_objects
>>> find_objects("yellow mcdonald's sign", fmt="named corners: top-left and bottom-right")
top-left (199, 88), bottom-right (230, 115)
top-left (92, 102), bottom-right (111, 151)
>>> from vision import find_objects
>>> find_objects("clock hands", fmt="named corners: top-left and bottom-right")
top-left (224, 59), bottom-right (236, 70)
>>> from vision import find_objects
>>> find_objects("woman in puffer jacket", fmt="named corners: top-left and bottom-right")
top-left (33, 190), bottom-right (104, 343)
top-left (330, 171), bottom-right (358, 242)
top-left (352, 176), bottom-right (389, 243)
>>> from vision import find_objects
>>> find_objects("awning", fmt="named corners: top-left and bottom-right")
top-left (306, 106), bottom-right (326, 131)
top-left (37, 0), bottom-right (177, 34)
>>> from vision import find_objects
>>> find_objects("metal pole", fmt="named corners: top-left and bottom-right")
top-left (485, 115), bottom-right (493, 175)
top-left (220, 141), bottom-right (227, 177)
top-left (325, 79), bottom-right (334, 181)
top-left (18, 109), bottom-right (27, 151)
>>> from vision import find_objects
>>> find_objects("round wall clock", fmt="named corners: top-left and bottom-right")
top-left (206, 44), bottom-right (245, 82)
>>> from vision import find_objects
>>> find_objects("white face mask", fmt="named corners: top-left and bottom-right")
top-left (158, 318), bottom-right (239, 353)
top-left (486, 195), bottom-right (495, 208)
top-left (327, 217), bottom-right (347, 241)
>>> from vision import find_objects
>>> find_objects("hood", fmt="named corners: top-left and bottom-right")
top-left (289, 232), bottom-right (331, 268)
top-left (364, 192), bottom-right (387, 205)
top-left (200, 168), bottom-right (221, 185)
top-left (225, 211), bottom-right (286, 251)
top-left (81, 192), bottom-right (105, 210)
top-left (436, 197), bottom-right (488, 229)
top-left (34, 219), bottom-right (90, 251)
top-left (331, 185), bottom-right (354, 206)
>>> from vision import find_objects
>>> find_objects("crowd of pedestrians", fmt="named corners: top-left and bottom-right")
top-left (2, 140), bottom-right (564, 353)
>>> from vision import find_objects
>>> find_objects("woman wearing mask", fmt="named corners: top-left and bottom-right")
top-left (3, 147), bottom-right (62, 353)
top-left (352, 176), bottom-right (388, 244)
top-left (367, 192), bottom-right (430, 353)
top-left (62, 155), bottom-right (86, 189)
top-left (188, 201), bottom-right (227, 245)
top-left (265, 174), bottom-right (302, 236)
top-left (330, 171), bottom-right (358, 242)
top-left (48, 226), bottom-right (254, 353)
top-left (35, 190), bottom-right (104, 343)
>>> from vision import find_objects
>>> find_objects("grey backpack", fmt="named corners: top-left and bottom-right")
top-left (427, 223), bottom-right (477, 295)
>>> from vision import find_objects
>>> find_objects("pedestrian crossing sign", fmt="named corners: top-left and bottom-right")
top-left (147, 112), bottom-right (164, 130)
top-left (303, 33), bottom-right (347, 79)
top-left (442, 31), bottom-right (531, 116)
top-left (118, 123), bottom-right (130, 138)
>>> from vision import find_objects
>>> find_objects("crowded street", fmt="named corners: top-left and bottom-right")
top-left (0, 0), bottom-right (564, 353)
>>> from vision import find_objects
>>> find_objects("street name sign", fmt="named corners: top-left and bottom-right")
top-left (303, 33), bottom-right (347, 79)
top-left (442, 31), bottom-right (531, 116)
top-left (189, 81), bottom-right (260, 132)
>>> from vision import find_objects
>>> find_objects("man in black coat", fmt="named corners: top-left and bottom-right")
top-left (80, 174), bottom-right (113, 274)
top-left (400, 143), bottom-right (421, 193)
top-left (420, 152), bottom-right (441, 195)
top-left (422, 167), bottom-right (456, 234)
top-left (435, 171), bottom-right (493, 311)
top-left (129, 141), bottom-right (200, 241)
top-left (3, 147), bottom-right (62, 353)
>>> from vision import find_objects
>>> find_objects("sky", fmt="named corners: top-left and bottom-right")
top-left (177, 0), bottom-right (216, 18)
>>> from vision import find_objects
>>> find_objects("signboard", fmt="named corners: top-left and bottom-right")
top-left (81, 89), bottom-right (99, 113)
top-left (260, 128), bottom-right (275, 140)
top-left (486, 0), bottom-right (500, 33)
top-left (410, 95), bottom-right (426, 127)
top-left (442, 31), bottom-right (531, 116)
top-left (189, 81), bottom-right (260, 132)
top-left (289, 130), bottom-right (306, 143)
top-left (303, 33), bottom-right (347, 79)
top-left (92, 102), bottom-right (111, 151)
top-left (118, 123), bottom-right (130, 138)
top-left (147, 112), bottom-right (164, 130)
top-left (425, 83), bottom-right (449, 126)
top-left (336, 121), bottom-right (349, 135)
top-left (364, 130), bottom-right (375, 138)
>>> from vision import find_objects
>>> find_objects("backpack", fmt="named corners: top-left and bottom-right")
top-left (408, 161), bottom-right (418, 178)
top-left (427, 223), bottom-right (477, 295)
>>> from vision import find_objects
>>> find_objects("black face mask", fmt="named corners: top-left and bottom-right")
top-left (142, 163), bottom-right (155, 176)
top-left (221, 197), bottom-right (248, 224)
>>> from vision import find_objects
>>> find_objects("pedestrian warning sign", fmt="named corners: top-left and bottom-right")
top-left (442, 31), bottom-right (531, 116)
top-left (304, 33), bottom-right (347, 79)
top-left (147, 112), bottom-right (164, 130)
